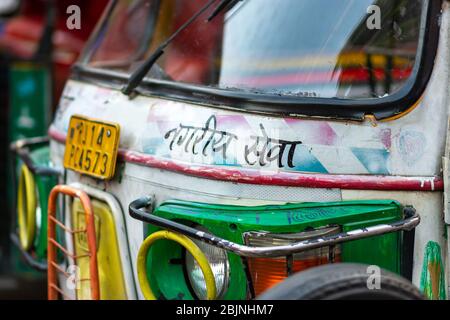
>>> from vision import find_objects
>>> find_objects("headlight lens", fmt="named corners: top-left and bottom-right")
top-left (185, 237), bottom-right (230, 300)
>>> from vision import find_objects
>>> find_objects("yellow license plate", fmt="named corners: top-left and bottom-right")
top-left (63, 115), bottom-right (121, 180)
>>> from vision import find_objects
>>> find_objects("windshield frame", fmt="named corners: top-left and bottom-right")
top-left (74, 0), bottom-right (442, 121)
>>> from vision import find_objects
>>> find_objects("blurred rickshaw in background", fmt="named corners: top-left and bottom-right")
top-left (0, 0), bottom-right (108, 298)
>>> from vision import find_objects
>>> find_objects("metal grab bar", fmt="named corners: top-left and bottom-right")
top-left (10, 233), bottom-right (48, 271)
top-left (129, 196), bottom-right (420, 258)
top-left (10, 136), bottom-right (62, 176)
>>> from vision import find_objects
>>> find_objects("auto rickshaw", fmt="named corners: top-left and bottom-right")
top-left (3, 0), bottom-right (108, 276)
top-left (13, 0), bottom-right (450, 300)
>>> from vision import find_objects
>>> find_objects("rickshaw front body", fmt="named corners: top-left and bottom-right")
top-left (15, 0), bottom-right (450, 300)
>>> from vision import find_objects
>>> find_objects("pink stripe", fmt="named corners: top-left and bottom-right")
top-left (284, 119), bottom-right (337, 146)
top-left (48, 127), bottom-right (443, 191)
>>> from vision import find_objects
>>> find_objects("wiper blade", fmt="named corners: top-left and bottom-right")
top-left (122, 0), bottom-right (219, 96)
top-left (207, 0), bottom-right (242, 22)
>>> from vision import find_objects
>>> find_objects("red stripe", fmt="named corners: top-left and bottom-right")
top-left (49, 127), bottom-right (443, 192)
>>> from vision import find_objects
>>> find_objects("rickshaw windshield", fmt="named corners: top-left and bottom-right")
top-left (81, 0), bottom-right (426, 101)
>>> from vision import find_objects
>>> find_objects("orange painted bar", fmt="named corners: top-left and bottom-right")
top-left (47, 185), bottom-right (99, 300)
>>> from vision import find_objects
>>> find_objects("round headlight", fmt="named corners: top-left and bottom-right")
top-left (185, 236), bottom-right (230, 300)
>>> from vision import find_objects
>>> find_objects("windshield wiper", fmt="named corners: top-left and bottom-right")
top-left (122, 0), bottom-right (219, 96)
top-left (207, 0), bottom-right (242, 22)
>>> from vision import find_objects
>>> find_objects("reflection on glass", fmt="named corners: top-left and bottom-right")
top-left (84, 0), bottom-right (424, 100)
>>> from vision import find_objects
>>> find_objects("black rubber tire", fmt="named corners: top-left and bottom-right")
top-left (257, 263), bottom-right (424, 300)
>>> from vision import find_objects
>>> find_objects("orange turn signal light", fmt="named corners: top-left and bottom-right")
top-left (244, 226), bottom-right (341, 297)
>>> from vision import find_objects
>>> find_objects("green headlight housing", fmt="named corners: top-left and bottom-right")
top-left (144, 199), bottom-right (406, 300)
top-left (14, 145), bottom-right (57, 260)
top-left (30, 146), bottom-right (58, 259)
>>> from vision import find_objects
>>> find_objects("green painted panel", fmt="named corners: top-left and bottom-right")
top-left (9, 63), bottom-right (51, 142)
top-left (30, 146), bottom-right (57, 259)
top-left (420, 241), bottom-right (446, 300)
top-left (342, 217), bottom-right (400, 272)
top-left (145, 200), bottom-right (403, 300)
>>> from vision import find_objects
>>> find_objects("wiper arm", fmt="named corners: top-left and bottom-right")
top-left (122, 0), bottom-right (219, 96)
top-left (207, 0), bottom-right (242, 22)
